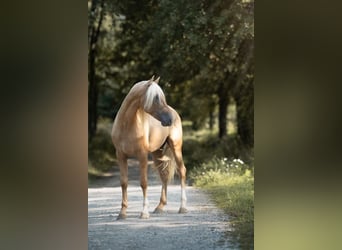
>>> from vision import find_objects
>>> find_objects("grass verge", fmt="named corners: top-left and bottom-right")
top-left (88, 118), bottom-right (117, 178)
top-left (190, 157), bottom-right (254, 248)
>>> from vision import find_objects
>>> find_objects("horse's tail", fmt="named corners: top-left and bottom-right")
top-left (153, 142), bottom-right (177, 183)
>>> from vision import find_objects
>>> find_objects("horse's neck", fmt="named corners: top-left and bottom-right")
top-left (115, 97), bottom-right (145, 131)
top-left (113, 84), bottom-right (150, 139)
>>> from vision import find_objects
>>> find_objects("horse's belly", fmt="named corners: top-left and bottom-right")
top-left (148, 139), bottom-right (167, 152)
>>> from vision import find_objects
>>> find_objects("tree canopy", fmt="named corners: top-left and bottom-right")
top-left (88, 0), bottom-right (254, 147)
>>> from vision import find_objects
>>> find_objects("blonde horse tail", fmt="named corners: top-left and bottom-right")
top-left (153, 142), bottom-right (177, 183)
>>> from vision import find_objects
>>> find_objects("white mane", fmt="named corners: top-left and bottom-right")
top-left (144, 82), bottom-right (165, 110)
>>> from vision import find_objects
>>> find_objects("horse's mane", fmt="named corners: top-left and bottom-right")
top-left (144, 82), bottom-right (166, 110)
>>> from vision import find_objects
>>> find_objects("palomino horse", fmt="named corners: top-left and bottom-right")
top-left (111, 76), bottom-right (187, 219)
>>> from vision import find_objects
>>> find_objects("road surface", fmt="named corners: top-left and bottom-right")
top-left (88, 159), bottom-right (236, 249)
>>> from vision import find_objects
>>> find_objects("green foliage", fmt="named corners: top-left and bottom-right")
top-left (89, 0), bottom-right (254, 140)
top-left (189, 157), bottom-right (252, 181)
top-left (190, 157), bottom-right (254, 248)
top-left (88, 118), bottom-right (117, 176)
top-left (183, 127), bottom-right (252, 171)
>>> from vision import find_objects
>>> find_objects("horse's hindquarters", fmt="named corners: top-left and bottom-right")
top-left (146, 114), bottom-right (170, 152)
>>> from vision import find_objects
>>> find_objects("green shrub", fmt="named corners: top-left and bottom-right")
top-left (190, 157), bottom-right (254, 248)
top-left (88, 118), bottom-right (117, 176)
top-left (183, 129), bottom-right (253, 172)
top-left (189, 157), bottom-right (252, 181)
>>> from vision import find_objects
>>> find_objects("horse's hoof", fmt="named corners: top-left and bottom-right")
top-left (140, 212), bottom-right (150, 219)
top-left (117, 213), bottom-right (127, 220)
top-left (178, 207), bottom-right (188, 214)
top-left (153, 207), bottom-right (164, 214)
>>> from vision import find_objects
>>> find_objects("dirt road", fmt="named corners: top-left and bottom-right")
top-left (88, 160), bottom-right (235, 249)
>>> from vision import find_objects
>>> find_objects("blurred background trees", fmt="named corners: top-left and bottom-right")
top-left (88, 0), bottom-right (254, 171)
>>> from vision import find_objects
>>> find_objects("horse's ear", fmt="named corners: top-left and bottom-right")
top-left (155, 76), bottom-right (160, 84)
top-left (147, 75), bottom-right (155, 86)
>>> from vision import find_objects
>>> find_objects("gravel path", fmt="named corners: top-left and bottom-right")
top-left (88, 160), bottom-right (235, 250)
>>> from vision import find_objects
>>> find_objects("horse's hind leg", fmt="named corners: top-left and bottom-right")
top-left (138, 153), bottom-right (150, 219)
top-left (168, 139), bottom-right (188, 213)
top-left (152, 149), bottom-right (168, 213)
top-left (117, 153), bottom-right (128, 220)
top-left (174, 149), bottom-right (188, 213)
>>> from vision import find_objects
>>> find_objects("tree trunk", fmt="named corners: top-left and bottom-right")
top-left (208, 98), bottom-right (215, 131)
top-left (217, 85), bottom-right (229, 138)
top-left (236, 83), bottom-right (254, 147)
top-left (88, 0), bottom-right (105, 140)
top-left (209, 110), bottom-right (214, 130)
top-left (88, 54), bottom-right (98, 139)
